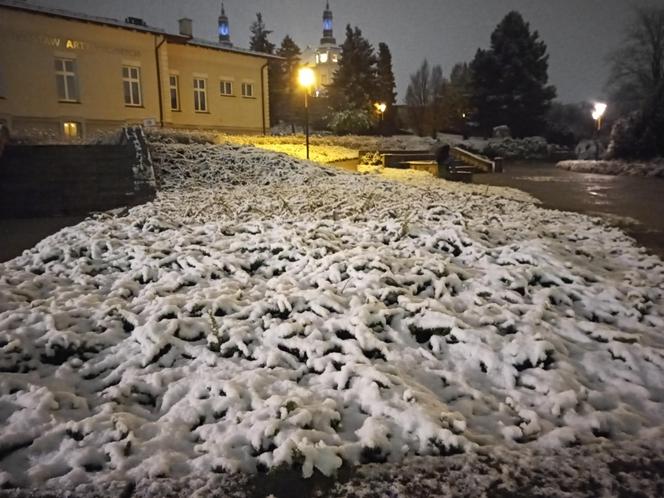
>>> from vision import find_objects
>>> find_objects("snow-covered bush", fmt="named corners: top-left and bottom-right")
top-left (1, 140), bottom-right (663, 490)
top-left (557, 159), bottom-right (664, 177)
top-left (606, 112), bottom-right (658, 160)
top-left (327, 109), bottom-right (374, 135)
top-left (575, 139), bottom-right (606, 160)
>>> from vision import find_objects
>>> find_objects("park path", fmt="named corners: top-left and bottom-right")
top-left (473, 161), bottom-right (664, 259)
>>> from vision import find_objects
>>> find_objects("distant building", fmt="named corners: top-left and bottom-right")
top-left (0, 0), bottom-right (280, 140)
top-left (301, 2), bottom-right (341, 94)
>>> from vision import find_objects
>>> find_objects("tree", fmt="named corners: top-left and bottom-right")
top-left (273, 35), bottom-right (302, 131)
top-left (470, 11), bottom-right (556, 137)
top-left (249, 13), bottom-right (275, 54)
top-left (375, 43), bottom-right (398, 132)
top-left (606, 6), bottom-right (664, 158)
top-left (328, 25), bottom-right (377, 113)
top-left (405, 60), bottom-right (432, 136)
top-left (607, 7), bottom-right (664, 114)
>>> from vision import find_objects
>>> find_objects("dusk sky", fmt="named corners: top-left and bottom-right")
top-left (38, 0), bottom-right (656, 103)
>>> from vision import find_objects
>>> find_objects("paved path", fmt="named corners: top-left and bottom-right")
top-left (473, 161), bottom-right (664, 259)
top-left (0, 216), bottom-right (85, 262)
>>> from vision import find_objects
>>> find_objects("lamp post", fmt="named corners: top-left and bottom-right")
top-left (374, 102), bottom-right (387, 134)
top-left (591, 102), bottom-right (607, 159)
top-left (592, 102), bottom-right (607, 132)
top-left (298, 67), bottom-right (316, 160)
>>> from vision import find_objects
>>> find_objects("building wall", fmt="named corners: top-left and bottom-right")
top-left (0, 7), bottom-right (269, 139)
top-left (166, 43), bottom-right (268, 133)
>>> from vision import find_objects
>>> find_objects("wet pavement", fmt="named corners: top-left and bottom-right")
top-left (0, 216), bottom-right (85, 262)
top-left (473, 161), bottom-right (664, 259)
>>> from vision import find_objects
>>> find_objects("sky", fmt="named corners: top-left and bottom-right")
top-left (37, 0), bottom-right (657, 104)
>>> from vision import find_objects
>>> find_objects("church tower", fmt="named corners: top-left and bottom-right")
top-left (320, 1), bottom-right (336, 46)
top-left (218, 2), bottom-right (232, 46)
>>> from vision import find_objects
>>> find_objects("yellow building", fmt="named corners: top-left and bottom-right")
top-left (0, 0), bottom-right (279, 140)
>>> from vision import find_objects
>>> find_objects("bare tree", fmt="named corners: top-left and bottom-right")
top-left (607, 6), bottom-right (664, 113)
top-left (405, 60), bottom-right (431, 136)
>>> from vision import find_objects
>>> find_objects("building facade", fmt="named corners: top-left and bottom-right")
top-left (302, 2), bottom-right (341, 93)
top-left (0, 0), bottom-right (279, 140)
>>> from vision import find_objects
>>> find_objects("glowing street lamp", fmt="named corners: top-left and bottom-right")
top-left (298, 67), bottom-right (316, 160)
top-left (374, 102), bottom-right (387, 133)
top-left (592, 102), bottom-right (607, 131)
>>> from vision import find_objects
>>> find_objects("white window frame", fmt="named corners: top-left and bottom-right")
top-left (55, 58), bottom-right (79, 102)
top-left (169, 74), bottom-right (180, 111)
top-left (220, 80), bottom-right (233, 96)
top-left (241, 82), bottom-right (254, 98)
top-left (193, 78), bottom-right (208, 112)
top-left (122, 65), bottom-right (142, 107)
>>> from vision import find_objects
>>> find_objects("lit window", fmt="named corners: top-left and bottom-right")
top-left (315, 54), bottom-right (319, 64)
top-left (241, 83), bottom-right (254, 98)
top-left (332, 54), bottom-right (338, 63)
top-left (169, 75), bottom-right (180, 110)
top-left (194, 78), bottom-right (208, 112)
top-left (63, 121), bottom-right (81, 139)
top-left (319, 52), bottom-right (328, 63)
top-left (55, 58), bottom-right (79, 102)
top-left (122, 66), bottom-right (142, 106)
top-left (220, 80), bottom-right (233, 96)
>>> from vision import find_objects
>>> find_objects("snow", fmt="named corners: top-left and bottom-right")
top-left (1, 140), bottom-right (663, 492)
top-left (557, 159), bottom-right (664, 177)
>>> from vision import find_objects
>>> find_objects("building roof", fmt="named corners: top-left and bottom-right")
top-left (0, 0), bottom-right (281, 60)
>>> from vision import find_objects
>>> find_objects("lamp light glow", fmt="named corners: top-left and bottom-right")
top-left (298, 67), bottom-right (316, 89)
top-left (592, 102), bottom-right (607, 121)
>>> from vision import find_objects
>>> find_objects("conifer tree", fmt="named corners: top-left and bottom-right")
top-left (470, 11), bottom-right (556, 137)
top-left (274, 35), bottom-right (302, 131)
top-left (329, 25), bottom-right (377, 111)
top-left (249, 13), bottom-right (275, 54)
top-left (376, 42), bottom-right (397, 132)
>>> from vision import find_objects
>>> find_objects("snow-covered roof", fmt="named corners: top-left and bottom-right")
top-left (0, 0), bottom-right (282, 61)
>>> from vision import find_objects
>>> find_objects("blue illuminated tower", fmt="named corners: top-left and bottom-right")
top-left (218, 2), bottom-right (231, 46)
top-left (320, 1), bottom-right (336, 45)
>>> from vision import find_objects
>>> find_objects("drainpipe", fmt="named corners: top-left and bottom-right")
top-left (154, 35), bottom-right (167, 128)
top-left (260, 60), bottom-right (268, 135)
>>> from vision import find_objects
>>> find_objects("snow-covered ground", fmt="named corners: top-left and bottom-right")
top-left (557, 159), bottom-right (664, 178)
top-left (1, 142), bottom-right (663, 494)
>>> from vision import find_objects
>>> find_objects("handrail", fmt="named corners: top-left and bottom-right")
top-left (451, 146), bottom-right (495, 172)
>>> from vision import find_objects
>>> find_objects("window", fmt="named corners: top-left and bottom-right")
top-left (241, 82), bottom-right (254, 98)
top-left (220, 80), bottom-right (233, 96)
top-left (63, 121), bottom-right (81, 139)
top-left (122, 66), bottom-right (142, 106)
top-left (169, 75), bottom-right (180, 110)
top-left (193, 78), bottom-right (208, 112)
top-left (319, 52), bottom-right (328, 63)
top-left (55, 58), bottom-right (79, 102)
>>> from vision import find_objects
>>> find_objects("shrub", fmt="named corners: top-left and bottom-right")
top-left (327, 109), bottom-right (374, 135)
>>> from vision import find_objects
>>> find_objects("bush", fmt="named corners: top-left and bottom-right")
top-left (607, 112), bottom-right (658, 160)
top-left (327, 109), bottom-right (374, 135)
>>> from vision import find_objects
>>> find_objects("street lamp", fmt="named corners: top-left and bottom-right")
top-left (298, 67), bottom-right (316, 160)
top-left (592, 102), bottom-right (607, 131)
top-left (374, 102), bottom-right (387, 133)
top-left (591, 102), bottom-right (607, 160)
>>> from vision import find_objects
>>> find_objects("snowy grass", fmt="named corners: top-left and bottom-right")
top-left (1, 142), bottom-right (663, 489)
top-left (557, 159), bottom-right (664, 177)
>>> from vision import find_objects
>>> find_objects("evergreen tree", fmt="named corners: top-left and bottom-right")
top-left (249, 13), bottom-right (277, 128)
top-left (375, 42), bottom-right (397, 132)
top-left (274, 35), bottom-right (302, 131)
top-left (328, 25), bottom-right (377, 112)
top-left (249, 13), bottom-right (275, 54)
top-left (470, 11), bottom-right (556, 137)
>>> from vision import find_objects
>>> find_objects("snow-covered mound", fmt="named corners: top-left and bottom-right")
top-left (1, 143), bottom-right (664, 490)
top-left (557, 159), bottom-right (664, 177)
